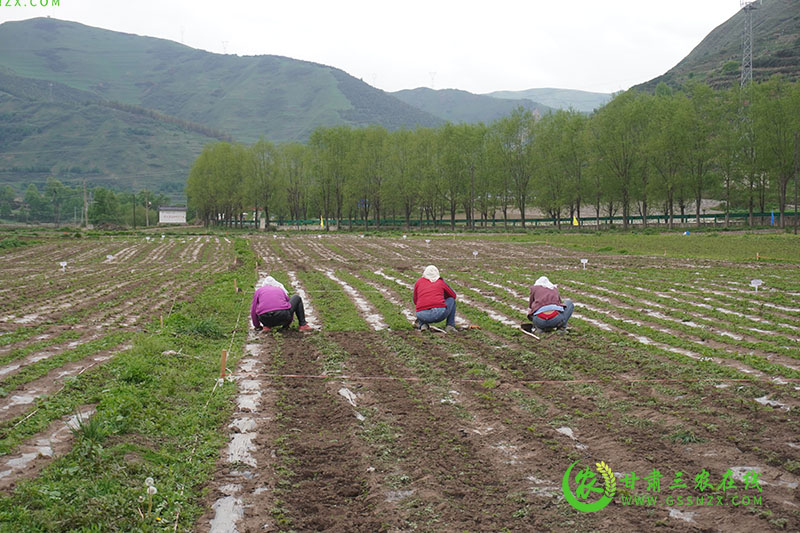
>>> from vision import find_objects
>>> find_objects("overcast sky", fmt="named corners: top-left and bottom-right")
top-left (2, 0), bottom-right (744, 94)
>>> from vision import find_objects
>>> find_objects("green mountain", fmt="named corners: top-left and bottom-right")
top-left (390, 88), bottom-right (553, 123)
top-left (0, 93), bottom-right (223, 198)
top-left (0, 68), bottom-right (230, 197)
top-left (635, 0), bottom-right (800, 91)
top-left (0, 17), bottom-right (442, 143)
top-left (0, 17), bottom-right (445, 195)
top-left (485, 88), bottom-right (612, 114)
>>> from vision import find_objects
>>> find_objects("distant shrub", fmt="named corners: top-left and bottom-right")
top-left (721, 60), bottom-right (740, 75)
top-left (0, 237), bottom-right (30, 249)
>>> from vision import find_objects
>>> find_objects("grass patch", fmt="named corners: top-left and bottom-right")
top-left (0, 237), bottom-right (254, 531)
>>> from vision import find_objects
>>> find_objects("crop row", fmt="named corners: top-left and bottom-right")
top-left (244, 265), bottom-right (797, 532)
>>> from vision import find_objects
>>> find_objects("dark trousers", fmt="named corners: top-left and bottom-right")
top-left (258, 295), bottom-right (307, 328)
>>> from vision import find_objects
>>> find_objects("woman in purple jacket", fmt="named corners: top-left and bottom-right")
top-left (527, 276), bottom-right (574, 333)
top-left (251, 276), bottom-right (312, 332)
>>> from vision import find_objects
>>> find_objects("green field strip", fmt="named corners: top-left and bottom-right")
top-left (0, 330), bottom-right (83, 368)
top-left (583, 277), bottom-right (800, 341)
top-left (499, 267), bottom-right (800, 353)
top-left (336, 270), bottom-right (413, 331)
top-left (562, 265), bottom-right (800, 319)
top-left (574, 303), bottom-right (800, 380)
top-left (0, 238), bottom-right (254, 531)
top-left (0, 326), bottom-right (47, 348)
top-left (559, 279), bottom-right (800, 362)
top-left (294, 269), bottom-right (368, 331)
top-left (699, 280), bottom-right (800, 313)
top-left (469, 268), bottom-right (794, 384)
top-left (0, 333), bottom-right (133, 396)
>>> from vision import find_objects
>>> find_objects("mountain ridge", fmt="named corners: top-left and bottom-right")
top-left (634, 0), bottom-right (800, 91)
top-left (390, 88), bottom-right (554, 124)
top-left (0, 17), bottom-right (444, 143)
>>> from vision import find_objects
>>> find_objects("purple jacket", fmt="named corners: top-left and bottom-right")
top-left (251, 285), bottom-right (291, 328)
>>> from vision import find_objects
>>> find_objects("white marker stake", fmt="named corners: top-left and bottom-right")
top-left (473, 250), bottom-right (478, 259)
top-left (59, 261), bottom-right (67, 272)
top-left (581, 258), bottom-right (588, 270)
top-left (425, 239), bottom-right (431, 245)
top-left (750, 279), bottom-right (763, 292)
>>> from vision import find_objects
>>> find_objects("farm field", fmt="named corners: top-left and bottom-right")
top-left (202, 233), bottom-right (799, 532)
top-left (0, 231), bottom-right (798, 532)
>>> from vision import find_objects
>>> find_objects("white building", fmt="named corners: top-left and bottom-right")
top-left (158, 206), bottom-right (187, 225)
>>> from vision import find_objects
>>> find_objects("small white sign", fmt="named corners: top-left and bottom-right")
top-left (750, 279), bottom-right (763, 292)
top-left (581, 258), bottom-right (588, 270)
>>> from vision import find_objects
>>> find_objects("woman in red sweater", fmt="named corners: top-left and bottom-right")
top-left (413, 265), bottom-right (458, 332)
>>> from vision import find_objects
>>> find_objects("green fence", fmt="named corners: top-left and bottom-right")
top-left (267, 212), bottom-right (794, 229)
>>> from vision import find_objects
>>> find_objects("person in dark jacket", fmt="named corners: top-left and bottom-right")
top-left (527, 276), bottom-right (574, 333)
top-left (251, 276), bottom-right (312, 332)
top-left (413, 265), bottom-right (458, 333)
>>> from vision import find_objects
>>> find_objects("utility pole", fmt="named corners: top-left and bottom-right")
top-left (794, 131), bottom-right (798, 235)
top-left (740, 1), bottom-right (759, 88)
top-left (82, 179), bottom-right (88, 227)
top-left (132, 191), bottom-right (136, 229)
top-left (739, 0), bottom-right (760, 227)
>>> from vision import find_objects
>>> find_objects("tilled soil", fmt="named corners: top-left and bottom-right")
top-left (204, 235), bottom-right (800, 532)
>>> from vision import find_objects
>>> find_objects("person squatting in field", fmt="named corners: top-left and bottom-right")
top-left (413, 265), bottom-right (459, 333)
top-left (251, 276), bottom-right (312, 332)
top-left (527, 276), bottom-right (574, 333)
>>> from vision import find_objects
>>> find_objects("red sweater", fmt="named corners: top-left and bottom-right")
top-left (413, 277), bottom-right (457, 312)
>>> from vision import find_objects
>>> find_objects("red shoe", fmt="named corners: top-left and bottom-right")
top-left (298, 324), bottom-right (313, 332)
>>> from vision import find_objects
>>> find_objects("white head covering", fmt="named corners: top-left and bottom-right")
top-left (422, 265), bottom-right (440, 282)
top-left (261, 275), bottom-right (288, 295)
top-left (534, 276), bottom-right (557, 290)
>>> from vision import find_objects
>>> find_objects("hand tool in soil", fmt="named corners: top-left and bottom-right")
top-left (519, 322), bottom-right (541, 340)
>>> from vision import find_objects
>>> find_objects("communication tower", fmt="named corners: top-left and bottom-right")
top-left (740, 0), bottom-right (760, 87)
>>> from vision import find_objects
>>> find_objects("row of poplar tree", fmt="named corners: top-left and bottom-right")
top-left (186, 77), bottom-right (800, 230)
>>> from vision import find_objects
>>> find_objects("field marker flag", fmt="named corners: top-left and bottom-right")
top-left (770, 211), bottom-right (774, 226)
top-left (320, 215), bottom-right (324, 228)
top-left (572, 216), bottom-right (579, 226)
